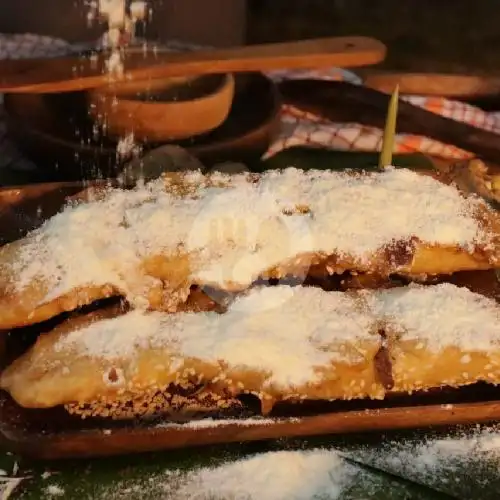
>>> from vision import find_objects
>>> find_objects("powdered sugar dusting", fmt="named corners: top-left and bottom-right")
top-left (54, 286), bottom-right (376, 388)
top-left (9, 168), bottom-right (491, 308)
top-left (44, 484), bottom-right (65, 497)
top-left (53, 282), bottom-right (500, 390)
top-left (32, 426), bottom-right (500, 499)
top-left (102, 449), bottom-right (360, 500)
top-left (347, 424), bottom-right (500, 498)
top-left (157, 417), bottom-right (281, 429)
top-left (366, 283), bottom-right (500, 353)
top-left (165, 450), bottom-right (355, 500)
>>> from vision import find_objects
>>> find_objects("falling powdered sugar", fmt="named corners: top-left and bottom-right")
top-left (8, 168), bottom-right (492, 308)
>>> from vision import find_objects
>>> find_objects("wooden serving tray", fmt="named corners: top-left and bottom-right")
top-left (2, 180), bottom-right (500, 460)
top-left (3, 389), bottom-right (500, 460)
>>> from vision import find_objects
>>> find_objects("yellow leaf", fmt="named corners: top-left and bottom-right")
top-left (379, 84), bottom-right (399, 170)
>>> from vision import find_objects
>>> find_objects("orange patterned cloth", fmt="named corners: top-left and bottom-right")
top-left (266, 67), bottom-right (500, 160)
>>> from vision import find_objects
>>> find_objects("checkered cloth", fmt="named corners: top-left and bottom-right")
top-left (267, 68), bottom-right (500, 160)
top-left (2, 33), bottom-right (500, 174)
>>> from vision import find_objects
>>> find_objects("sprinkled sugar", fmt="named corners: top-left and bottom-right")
top-left (98, 449), bottom-right (361, 500)
top-left (10, 168), bottom-right (491, 306)
top-left (54, 286), bottom-right (376, 389)
top-left (365, 283), bottom-right (500, 353)
top-left (156, 417), bottom-right (278, 429)
top-left (54, 283), bottom-right (500, 391)
top-left (44, 484), bottom-right (65, 497)
top-left (346, 424), bottom-right (500, 498)
top-left (161, 449), bottom-right (357, 500)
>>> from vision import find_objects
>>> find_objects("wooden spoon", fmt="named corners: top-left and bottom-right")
top-left (0, 37), bottom-right (386, 94)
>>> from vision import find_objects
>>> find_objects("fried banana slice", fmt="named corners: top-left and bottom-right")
top-left (447, 159), bottom-right (500, 206)
top-left (0, 236), bottom-right (120, 329)
top-left (0, 286), bottom-right (385, 414)
top-left (2, 167), bottom-right (499, 330)
top-left (364, 283), bottom-right (500, 393)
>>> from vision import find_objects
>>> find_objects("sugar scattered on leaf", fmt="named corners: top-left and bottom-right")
top-left (346, 424), bottom-right (500, 498)
top-left (44, 484), bottom-right (65, 497)
top-left (100, 449), bottom-right (366, 500)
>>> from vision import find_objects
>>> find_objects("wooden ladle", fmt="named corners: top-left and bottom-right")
top-left (0, 36), bottom-right (386, 94)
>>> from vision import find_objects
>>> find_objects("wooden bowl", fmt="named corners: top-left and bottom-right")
top-left (3, 72), bottom-right (281, 181)
top-left (88, 73), bottom-right (235, 142)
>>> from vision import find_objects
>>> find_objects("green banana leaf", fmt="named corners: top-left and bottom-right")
top-left (6, 423), bottom-right (500, 499)
top-left (3, 437), bottom-right (447, 499)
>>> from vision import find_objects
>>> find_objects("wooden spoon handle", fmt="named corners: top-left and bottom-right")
top-left (126, 36), bottom-right (386, 77)
top-left (0, 37), bottom-right (386, 94)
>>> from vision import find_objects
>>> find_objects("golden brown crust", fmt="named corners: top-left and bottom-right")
top-left (2, 240), bottom-right (497, 331)
top-left (0, 320), bottom-right (384, 412)
top-left (64, 386), bottom-right (244, 421)
top-left (387, 339), bottom-right (500, 393)
top-left (0, 290), bottom-right (386, 412)
top-left (447, 159), bottom-right (500, 205)
top-left (4, 283), bottom-right (500, 419)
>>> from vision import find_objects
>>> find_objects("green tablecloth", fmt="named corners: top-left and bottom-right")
top-left (1, 149), bottom-right (498, 499)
